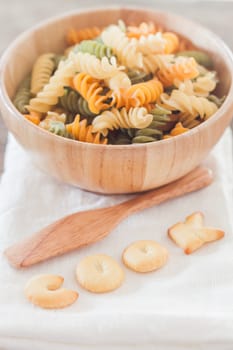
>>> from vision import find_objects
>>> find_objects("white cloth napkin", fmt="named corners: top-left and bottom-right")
top-left (0, 130), bottom-right (233, 350)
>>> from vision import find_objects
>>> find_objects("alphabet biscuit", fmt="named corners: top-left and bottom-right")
top-left (76, 254), bottom-right (124, 293)
top-left (168, 212), bottom-right (224, 254)
top-left (122, 240), bottom-right (169, 273)
top-left (24, 274), bottom-right (78, 309)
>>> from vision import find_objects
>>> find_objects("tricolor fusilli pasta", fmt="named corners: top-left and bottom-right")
top-left (13, 19), bottom-right (223, 144)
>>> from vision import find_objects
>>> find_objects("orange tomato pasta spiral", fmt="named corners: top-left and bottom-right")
top-left (23, 111), bottom-right (41, 125)
top-left (177, 37), bottom-right (197, 52)
top-left (66, 114), bottom-right (108, 144)
top-left (66, 27), bottom-right (101, 45)
top-left (163, 32), bottom-right (179, 54)
top-left (157, 57), bottom-right (199, 87)
top-left (163, 122), bottom-right (189, 139)
top-left (126, 78), bottom-right (163, 107)
top-left (109, 89), bottom-right (135, 110)
top-left (73, 72), bottom-right (110, 114)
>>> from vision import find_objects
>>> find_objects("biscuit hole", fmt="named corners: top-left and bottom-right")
top-left (140, 245), bottom-right (151, 254)
top-left (95, 260), bottom-right (107, 273)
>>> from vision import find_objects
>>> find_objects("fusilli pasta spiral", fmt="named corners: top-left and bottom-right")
top-left (105, 71), bottom-right (132, 91)
top-left (163, 122), bottom-right (189, 139)
top-left (157, 57), bottom-right (199, 87)
top-left (174, 72), bottom-right (217, 97)
top-left (109, 90), bottom-right (133, 110)
top-left (150, 106), bottom-right (178, 131)
top-left (73, 72), bottom-right (111, 114)
top-left (177, 50), bottom-right (213, 69)
top-left (49, 121), bottom-right (70, 138)
top-left (127, 22), bottom-right (163, 38)
top-left (92, 107), bottom-right (153, 136)
top-left (101, 25), bottom-right (143, 69)
top-left (66, 114), bottom-right (108, 144)
top-left (60, 88), bottom-right (96, 117)
top-left (127, 70), bottom-right (153, 84)
top-left (75, 40), bottom-right (114, 59)
top-left (69, 51), bottom-right (123, 79)
top-left (125, 78), bottom-right (164, 107)
top-left (160, 90), bottom-right (218, 120)
top-left (176, 37), bottom-right (197, 52)
top-left (142, 54), bottom-right (175, 74)
top-left (163, 32), bottom-right (179, 54)
top-left (31, 53), bottom-right (56, 95)
top-left (134, 33), bottom-right (166, 55)
top-left (177, 112), bottom-right (201, 128)
top-left (23, 111), bottom-right (41, 125)
top-left (28, 59), bottom-right (76, 113)
top-left (207, 94), bottom-right (225, 107)
top-left (66, 27), bottom-right (101, 45)
top-left (13, 75), bottom-right (31, 114)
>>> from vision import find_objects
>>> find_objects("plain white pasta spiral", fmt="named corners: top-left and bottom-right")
top-left (105, 71), bottom-right (131, 91)
top-left (142, 54), bottom-right (175, 73)
top-left (134, 32), bottom-right (166, 55)
top-left (69, 51), bottom-right (124, 79)
top-left (160, 90), bottom-right (218, 120)
top-left (101, 25), bottom-right (143, 69)
top-left (174, 72), bottom-right (217, 97)
top-left (192, 72), bottom-right (217, 96)
top-left (30, 53), bottom-right (55, 95)
top-left (28, 59), bottom-right (76, 113)
top-left (92, 107), bottom-right (153, 136)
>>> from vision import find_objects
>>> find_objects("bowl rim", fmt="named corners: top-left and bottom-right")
top-left (0, 5), bottom-right (233, 150)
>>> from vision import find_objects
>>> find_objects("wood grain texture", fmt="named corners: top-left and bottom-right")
top-left (0, 7), bottom-right (233, 193)
top-left (5, 166), bottom-right (213, 268)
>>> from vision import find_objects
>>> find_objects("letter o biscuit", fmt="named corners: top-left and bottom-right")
top-left (122, 240), bottom-right (168, 273)
top-left (76, 254), bottom-right (124, 293)
top-left (24, 274), bottom-right (78, 309)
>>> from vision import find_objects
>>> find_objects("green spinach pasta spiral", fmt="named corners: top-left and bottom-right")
top-left (13, 75), bottom-right (31, 114)
top-left (130, 106), bottom-right (177, 143)
top-left (59, 87), bottom-right (96, 118)
top-left (176, 50), bottom-right (214, 69)
top-left (48, 121), bottom-right (71, 138)
top-left (75, 40), bottom-right (114, 59)
top-left (207, 94), bottom-right (225, 107)
top-left (108, 130), bottom-right (132, 145)
top-left (127, 70), bottom-right (153, 84)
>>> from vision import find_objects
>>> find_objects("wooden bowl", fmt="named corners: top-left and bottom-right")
top-left (0, 7), bottom-right (233, 194)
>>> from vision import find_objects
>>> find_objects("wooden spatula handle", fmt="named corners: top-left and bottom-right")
top-left (118, 166), bottom-right (213, 216)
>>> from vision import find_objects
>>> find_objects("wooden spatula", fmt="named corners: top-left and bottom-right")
top-left (5, 166), bottom-right (213, 269)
